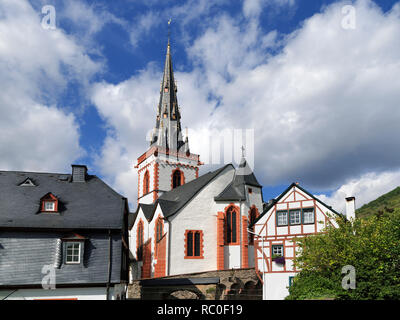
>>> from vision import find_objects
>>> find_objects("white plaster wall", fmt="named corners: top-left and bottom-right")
top-left (0, 287), bottom-right (119, 300)
top-left (264, 272), bottom-right (297, 300)
top-left (224, 245), bottom-right (241, 269)
top-left (167, 165), bottom-right (235, 275)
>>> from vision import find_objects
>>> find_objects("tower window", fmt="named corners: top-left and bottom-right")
top-left (172, 169), bottom-right (184, 189)
top-left (143, 170), bottom-right (150, 195)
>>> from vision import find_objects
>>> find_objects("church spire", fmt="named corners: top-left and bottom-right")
top-left (151, 35), bottom-right (185, 152)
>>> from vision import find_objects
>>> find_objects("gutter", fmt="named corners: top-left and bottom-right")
top-left (165, 217), bottom-right (171, 276)
top-left (106, 229), bottom-right (112, 300)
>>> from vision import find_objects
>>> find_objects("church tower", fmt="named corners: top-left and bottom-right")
top-left (135, 40), bottom-right (202, 204)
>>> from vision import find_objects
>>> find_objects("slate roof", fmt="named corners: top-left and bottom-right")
top-left (0, 170), bottom-right (127, 230)
top-left (130, 164), bottom-right (233, 227)
top-left (157, 164), bottom-right (233, 218)
top-left (214, 157), bottom-right (262, 201)
top-left (129, 203), bottom-right (156, 229)
top-left (249, 182), bottom-right (343, 228)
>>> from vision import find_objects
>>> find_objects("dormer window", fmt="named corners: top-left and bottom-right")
top-left (40, 193), bottom-right (58, 213)
top-left (19, 178), bottom-right (36, 187)
top-left (44, 201), bottom-right (55, 211)
top-left (65, 242), bottom-right (81, 264)
top-left (62, 233), bottom-right (86, 265)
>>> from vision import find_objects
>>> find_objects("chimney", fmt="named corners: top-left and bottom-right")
top-left (345, 197), bottom-right (356, 220)
top-left (71, 165), bottom-right (87, 182)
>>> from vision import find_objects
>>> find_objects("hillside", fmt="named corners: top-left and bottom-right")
top-left (356, 186), bottom-right (400, 218)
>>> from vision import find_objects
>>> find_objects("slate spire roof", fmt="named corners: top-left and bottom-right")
top-left (151, 40), bottom-right (187, 152)
top-left (214, 156), bottom-right (262, 201)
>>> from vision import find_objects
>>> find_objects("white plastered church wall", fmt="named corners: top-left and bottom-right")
top-left (166, 165), bottom-right (235, 276)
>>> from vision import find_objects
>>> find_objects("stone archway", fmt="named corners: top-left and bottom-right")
top-left (240, 280), bottom-right (262, 300)
top-left (166, 289), bottom-right (203, 300)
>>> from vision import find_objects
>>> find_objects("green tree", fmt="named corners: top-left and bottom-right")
top-left (286, 209), bottom-right (400, 300)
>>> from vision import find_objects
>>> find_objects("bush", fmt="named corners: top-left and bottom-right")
top-left (286, 209), bottom-right (400, 300)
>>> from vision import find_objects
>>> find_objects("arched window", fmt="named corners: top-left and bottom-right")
top-left (143, 171), bottom-right (150, 195)
top-left (249, 208), bottom-right (257, 245)
top-left (225, 206), bottom-right (238, 244)
top-left (172, 169), bottom-right (183, 189)
top-left (137, 221), bottom-right (144, 260)
top-left (156, 218), bottom-right (163, 243)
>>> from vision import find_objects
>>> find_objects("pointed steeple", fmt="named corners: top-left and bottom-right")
top-left (152, 40), bottom-right (184, 152)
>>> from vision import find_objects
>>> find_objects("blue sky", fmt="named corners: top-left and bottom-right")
top-left (1, 0), bottom-right (400, 211)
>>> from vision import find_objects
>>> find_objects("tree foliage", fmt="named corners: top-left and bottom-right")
top-left (286, 209), bottom-right (400, 300)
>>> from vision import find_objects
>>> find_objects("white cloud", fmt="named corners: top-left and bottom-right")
top-left (92, 0), bottom-right (400, 209)
top-left (317, 169), bottom-right (400, 214)
top-left (243, 0), bottom-right (296, 18)
top-left (0, 0), bottom-right (101, 172)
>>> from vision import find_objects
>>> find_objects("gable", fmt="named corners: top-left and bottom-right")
top-left (252, 183), bottom-right (342, 228)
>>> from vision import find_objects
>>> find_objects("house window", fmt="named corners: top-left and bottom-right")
top-left (303, 208), bottom-right (315, 224)
top-left (143, 171), bottom-right (150, 195)
top-left (248, 188), bottom-right (253, 194)
top-left (249, 208), bottom-right (258, 245)
top-left (289, 276), bottom-right (295, 287)
top-left (65, 242), bottom-right (81, 264)
top-left (272, 245), bottom-right (284, 257)
top-left (185, 230), bottom-right (203, 259)
top-left (44, 201), bottom-right (55, 212)
top-left (225, 206), bottom-right (238, 244)
top-left (172, 169), bottom-right (184, 189)
top-left (289, 209), bottom-right (301, 225)
top-left (276, 211), bottom-right (288, 226)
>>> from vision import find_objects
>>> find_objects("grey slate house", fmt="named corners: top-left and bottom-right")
top-left (0, 165), bottom-right (130, 300)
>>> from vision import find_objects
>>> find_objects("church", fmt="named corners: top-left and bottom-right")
top-left (127, 40), bottom-right (356, 300)
top-left (129, 40), bottom-right (264, 280)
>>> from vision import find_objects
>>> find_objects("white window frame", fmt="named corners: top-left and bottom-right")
top-left (65, 242), bottom-right (81, 264)
top-left (303, 208), bottom-right (315, 224)
top-left (272, 245), bottom-right (284, 257)
top-left (277, 211), bottom-right (288, 226)
top-left (44, 201), bottom-right (55, 212)
top-left (289, 209), bottom-right (301, 225)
